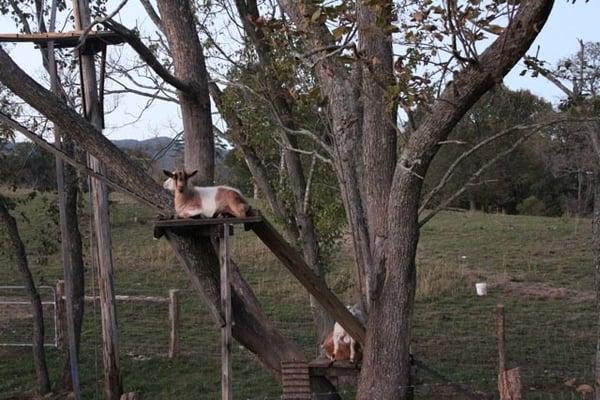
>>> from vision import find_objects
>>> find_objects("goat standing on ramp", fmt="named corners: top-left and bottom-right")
top-left (163, 169), bottom-right (250, 219)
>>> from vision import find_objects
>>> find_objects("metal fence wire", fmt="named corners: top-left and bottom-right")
top-left (0, 227), bottom-right (596, 399)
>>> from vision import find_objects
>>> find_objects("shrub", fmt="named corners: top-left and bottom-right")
top-left (516, 195), bottom-right (546, 216)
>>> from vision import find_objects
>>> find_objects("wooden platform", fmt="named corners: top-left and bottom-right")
top-left (0, 31), bottom-right (124, 49)
top-left (153, 215), bottom-right (263, 238)
top-left (308, 358), bottom-right (360, 378)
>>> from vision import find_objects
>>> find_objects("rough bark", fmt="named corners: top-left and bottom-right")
top-left (278, 0), bottom-right (554, 398)
top-left (0, 199), bottom-right (51, 395)
top-left (46, 41), bottom-right (85, 394)
top-left (156, 0), bottom-right (214, 185)
top-left (594, 171), bottom-right (600, 400)
top-left (55, 134), bottom-right (86, 392)
top-left (279, 0), bottom-right (374, 313)
top-left (357, 0), bottom-right (397, 309)
top-left (0, 40), bottom-right (339, 397)
top-left (358, 1), bottom-right (554, 398)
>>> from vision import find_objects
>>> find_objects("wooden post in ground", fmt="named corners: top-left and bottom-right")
top-left (497, 304), bottom-right (522, 400)
top-left (72, 0), bottom-right (121, 398)
top-left (168, 289), bottom-right (180, 359)
top-left (55, 280), bottom-right (65, 350)
top-left (220, 223), bottom-right (232, 400)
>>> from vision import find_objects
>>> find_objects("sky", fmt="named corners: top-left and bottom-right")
top-left (1, 0), bottom-right (599, 142)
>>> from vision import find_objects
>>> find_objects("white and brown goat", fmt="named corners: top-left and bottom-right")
top-left (322, 304), bottom-right (367, 363)
top-left (163, 169), bottom-right (250, 219)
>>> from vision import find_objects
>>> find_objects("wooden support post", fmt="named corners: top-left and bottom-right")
top-left (73, 0), bottom-right (121, 398)
top-left (220, 223), bottom-right (232, 400)
top-left (497, 304), bottom-right (522, 400)
top-left (168, 289), bottom-right (180, 359)
top-left (497, 304), bottom-right (505, 374)
top-left (55, 280), bottom-right (65, 350)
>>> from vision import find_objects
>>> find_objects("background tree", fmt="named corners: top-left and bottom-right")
top-left (525, 40), bottom-right (600, 399)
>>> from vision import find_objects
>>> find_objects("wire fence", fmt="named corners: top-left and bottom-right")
top-left (0, 230), bottom-right (596, 399)
top-left (0, 283), bottom-right (595, 399)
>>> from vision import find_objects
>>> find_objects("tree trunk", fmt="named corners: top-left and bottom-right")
top-left (46, 39), bottom-right (86, 393)
top-left (233, 0), bottom-right (334, 343)
top-left (357, 172), bottom-right (421, 399)
top-left (55, 133), bottom-right (86, 392)
top-left (358, 0), bottom-right (397, 309)
top-left (74, 1), bottom-right (122, 397)
top-left (593, 171), bottom-right (600, 400)
top-left (0, 199), bottom-right (51, 395)
top-left (156, 0), bottom-right (214, 185)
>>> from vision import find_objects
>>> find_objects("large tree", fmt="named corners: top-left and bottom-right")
top-left (275, 1), bottom-right (554, 397)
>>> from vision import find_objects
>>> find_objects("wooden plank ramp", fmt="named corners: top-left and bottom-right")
top-left (248, 216), bottom-right (366, 344)
top-left (281, 361), bottom-right (311, 400)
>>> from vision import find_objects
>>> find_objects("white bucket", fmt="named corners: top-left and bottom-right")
top-left (475, 282), bottom-right (487, 296)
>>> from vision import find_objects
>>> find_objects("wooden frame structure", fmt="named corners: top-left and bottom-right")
top-left (153, 213), bottom-right (367, 399)
top-left (0, 19), bottom-right (126, 399)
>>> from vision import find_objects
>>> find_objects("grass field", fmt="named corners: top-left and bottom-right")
top-left (0, 189), bottom-right (596, 399)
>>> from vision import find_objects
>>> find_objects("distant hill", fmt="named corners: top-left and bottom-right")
top-left (113, 136), bottom-right (183, 171)
top-left (1, 136), bottom-right (232, 185)
top-left (113, 136), bottom-right (230, 183)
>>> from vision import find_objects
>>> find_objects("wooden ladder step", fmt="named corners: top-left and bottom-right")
top-left (282, 361), bottom-right (311, 400)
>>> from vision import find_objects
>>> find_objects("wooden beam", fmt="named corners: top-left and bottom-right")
top-left (168, 289), bottom-right (180, 359)
top-left (154, 215), bottom-right (263, 229)
top-left (74, 1), bottom-right (121, 398)
top-left (248, 217), bottom-right (366, 344)
top-left (0, 31), bottom-right (124, 48)
top-left (220, 223), bottom-right (232, 400)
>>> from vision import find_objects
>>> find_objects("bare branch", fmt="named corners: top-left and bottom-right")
top-left (419, 132), bottom-right (533, 227)
top-left (76, 0), bottom-right (129, 49)
top-left (419, 118), bottom-right (566, 214)
top-left (284, 146), bottom-right (332, 164)
top-left (524, 56), bottom-right (575, 99)
top-left (303, 153), bottom-right (317, 213)
top-left (103, 19), bottom-right (194, 93)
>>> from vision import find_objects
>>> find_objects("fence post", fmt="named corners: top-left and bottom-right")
top-left (55, 280), bottom-right (65, 350)
top-left (497, 304), bottom-right (522, 400)
top-left (168, 289), bottom-right (179, 359)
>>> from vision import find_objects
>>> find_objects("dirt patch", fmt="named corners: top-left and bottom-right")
top-left (464, 269), bottom-right (594, 302)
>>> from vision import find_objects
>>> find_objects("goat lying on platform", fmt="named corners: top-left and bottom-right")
top-left (163, 169), bottom-right (250, 219)
top-left (322, 304), bottom-right (367, 363)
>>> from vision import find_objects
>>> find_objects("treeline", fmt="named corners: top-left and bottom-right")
top-left (0, 86), bottom-right (594, 218)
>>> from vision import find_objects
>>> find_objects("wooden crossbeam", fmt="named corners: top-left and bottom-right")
top-left (153, 212), bottom-right (366, 344)
top-left (0, 31), bottom-right (124, 48)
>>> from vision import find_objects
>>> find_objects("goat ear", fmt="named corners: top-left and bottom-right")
top-left (186, 170), bottom-right (198, 178)
top-left (163, 170), bottom-right (174, 178)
